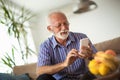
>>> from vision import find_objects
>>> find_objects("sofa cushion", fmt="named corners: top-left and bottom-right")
top-left (0, 73), bottom-right (14, 80)
top-left (94, 37), bottom-right (120, 54)
top-left (14, 73), bottom-right (30, 80)
top-left (13, 63), bottom-right (37, 80)
top-left (0, 73), bottom-right (30, 80)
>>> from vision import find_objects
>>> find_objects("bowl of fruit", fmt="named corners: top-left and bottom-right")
top-left (88, 49), bottom-right (120, 76)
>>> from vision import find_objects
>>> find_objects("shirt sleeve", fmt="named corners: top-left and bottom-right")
top-left (37, 42), bottom-right (52, 67)
top-left (87, 38), bottom-right (97, 53)
top-left (90, 43), bottom-right (97, 53)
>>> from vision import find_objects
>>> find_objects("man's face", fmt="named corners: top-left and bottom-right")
top-left (49, 13), bottom-right (69, 40)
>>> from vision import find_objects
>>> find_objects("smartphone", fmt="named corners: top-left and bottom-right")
top-left (80, 38), bottom-right (89, 50)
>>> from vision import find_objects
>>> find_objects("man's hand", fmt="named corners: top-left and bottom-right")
top-left (63, 46), bottom-right (93, 67)
top-left (63, 49), bottom-right (79, 67)
top-left (79, 46), bottom-right (93, 59)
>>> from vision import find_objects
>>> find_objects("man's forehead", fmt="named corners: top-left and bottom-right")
top-left (50, 19), bottom-right (68, 25)
top-left (48, 12), bottom-right (68, 25)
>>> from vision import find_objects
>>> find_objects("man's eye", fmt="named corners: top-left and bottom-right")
top-left (64, 22), bottom-right (69, 26)
top-left (57, 24), bottom-right (61, 27)
top-left (63, 23), bottom-right (68, 26)
top-left (54, 22), bottom-right (69, 28)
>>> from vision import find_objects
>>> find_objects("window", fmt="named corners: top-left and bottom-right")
top-left (0, 24), bottom-right (37, 73)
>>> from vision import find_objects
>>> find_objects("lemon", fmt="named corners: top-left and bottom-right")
top-left (88, 59), bottom-right (99, 75)
top-left (99, 63), bottom-right (110, 76)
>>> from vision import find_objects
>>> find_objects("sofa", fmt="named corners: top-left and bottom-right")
top-left (13, 37), bottom-right (120, 80)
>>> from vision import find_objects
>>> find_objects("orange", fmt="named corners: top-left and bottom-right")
top-left (94, 51), bottom-right (105, 62)
top-left (105, 49), bottom-right (116, 56)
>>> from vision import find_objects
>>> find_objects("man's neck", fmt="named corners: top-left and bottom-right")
top-left (55, 37), bottom-right (67, 46)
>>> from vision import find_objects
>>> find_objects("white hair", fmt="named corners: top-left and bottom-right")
top-left (45, 10), bottom-right (66, 26)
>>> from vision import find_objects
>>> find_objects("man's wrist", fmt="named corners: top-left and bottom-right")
top-left (62, 61), bottom-right (68, 68)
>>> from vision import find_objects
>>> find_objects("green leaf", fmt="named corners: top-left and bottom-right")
top-left (0, 0), bottom-right (36, 69)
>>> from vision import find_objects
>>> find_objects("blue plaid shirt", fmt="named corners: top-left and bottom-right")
top-left (37, 32), bottom-right (97, 80)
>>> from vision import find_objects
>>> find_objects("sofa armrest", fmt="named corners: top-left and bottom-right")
top-left (94, 37), bottom-right (120, 54)
top-left (13, 63), bottom-right (37, 80)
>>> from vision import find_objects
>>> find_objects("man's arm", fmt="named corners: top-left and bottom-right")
top-left (36, 49), bottom-right (79, 76)
top-left (36, 62), bottom-right (67, 76)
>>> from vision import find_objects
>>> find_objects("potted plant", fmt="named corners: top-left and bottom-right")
top-left (0, 0), bottom-right (36, 72)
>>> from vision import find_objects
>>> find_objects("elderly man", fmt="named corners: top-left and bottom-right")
top-left (36, 11), bottom-right (97, 80)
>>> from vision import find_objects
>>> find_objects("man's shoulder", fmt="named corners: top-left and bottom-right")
top-left (40, 36), bottom-right (53, 47)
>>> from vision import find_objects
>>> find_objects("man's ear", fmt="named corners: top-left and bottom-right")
top-left (47, 26), bottom-right (53, 32)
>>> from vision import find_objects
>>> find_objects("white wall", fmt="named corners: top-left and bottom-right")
top-left (31, 0), bottom-right (120, 53)
top-left (68, 0), bottom-right (120, 43)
